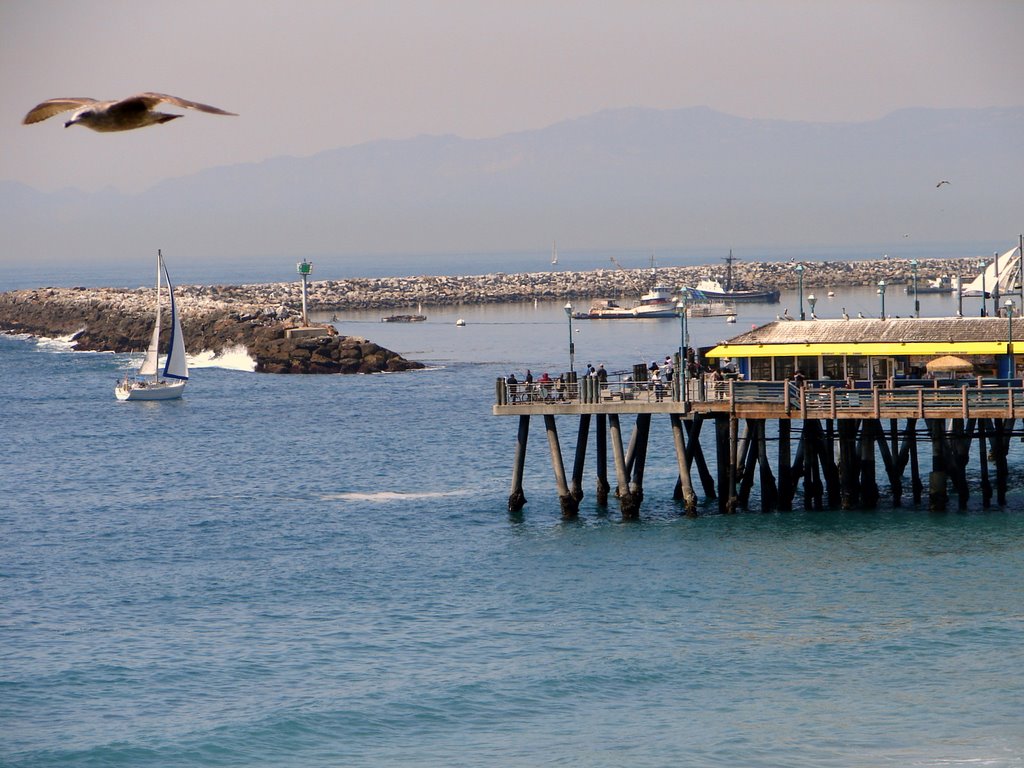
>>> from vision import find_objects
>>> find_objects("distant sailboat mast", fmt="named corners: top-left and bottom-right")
top-left (551, 241), bottom-right (558, 266)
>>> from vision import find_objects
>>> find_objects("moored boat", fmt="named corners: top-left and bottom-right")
top-left (381, 314), bottom-right (427, 323)
top-left (692, 250), bottom-right (781, 303)
top-left (575, 285), bottom-right (678, 319)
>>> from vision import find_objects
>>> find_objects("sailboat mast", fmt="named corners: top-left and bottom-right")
top-left (154, 250), bottom-right (163, 382)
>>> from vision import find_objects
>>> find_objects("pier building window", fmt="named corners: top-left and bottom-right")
top-left (871, 357), bottom-right (894, 382)
top-left (750, 357), bottom-right (772, 381)
top-left (775, 356), bottom-right (795, 381)
top-left (796, 356), bottom-right (818, 379)
top-left (821, 355), bottom-right (843, 380)
top-left (846, 355), bottom-right (867, 381)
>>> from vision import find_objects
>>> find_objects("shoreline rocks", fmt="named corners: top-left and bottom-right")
top-left (0, 288), bottom-right (424, 375)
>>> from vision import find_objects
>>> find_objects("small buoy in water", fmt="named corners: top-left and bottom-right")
top-left (725, 315), bottom-right (736, 323)
top-left (455, 318), bottom-right (466, 327)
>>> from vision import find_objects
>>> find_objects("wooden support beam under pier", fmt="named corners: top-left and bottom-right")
top-left (509, 414), bottom-right (530, 512)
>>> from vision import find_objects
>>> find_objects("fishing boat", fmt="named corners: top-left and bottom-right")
top-left (905, 274), bottom-right (958, 295)
top-left (115, 250), bottom-right (189, 401)
top-left (692, 250), bottom-right (781, 303)
top-left (381, 314), bottom-right (426, 323)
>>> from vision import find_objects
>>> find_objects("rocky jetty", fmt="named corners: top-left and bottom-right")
top-left (0, 287), bottom-right (423, 375)
top-left (85, 255), bottom-right (971, 313)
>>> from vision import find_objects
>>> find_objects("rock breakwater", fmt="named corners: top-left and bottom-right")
top-left (119, 255), bottom-right (971, 312)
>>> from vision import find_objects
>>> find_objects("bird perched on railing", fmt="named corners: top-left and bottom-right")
top-left (842, 308), bottom-right (850, 320)
top-left (23, 92), bottom-right (237, 132)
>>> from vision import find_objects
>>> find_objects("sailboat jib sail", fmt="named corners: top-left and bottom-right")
top-left (115, 250), bottom-right (189, 401)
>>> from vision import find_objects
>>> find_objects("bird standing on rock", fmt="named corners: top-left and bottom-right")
top-left (22, 92), bottom-right (237, 132)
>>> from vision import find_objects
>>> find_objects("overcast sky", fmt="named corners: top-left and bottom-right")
top-left (2, 0), bottom-right (1022, 194)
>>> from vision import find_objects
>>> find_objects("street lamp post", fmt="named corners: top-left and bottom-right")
top-left (993, 251), bottom-right (1001, 318)
top-left (980, 259), bottom-right (988, 317)
top-left (910, 259), bottom-right (919, 317)
top-left (795, 263), bottom-right (805, 320)
top-left (564, 301), bottom-right (575, 375)
top-left (957, 270), bottom-right (964, 317)
top-left (807, 293), bottom-right (817, 319)
top-left (1006, 299), bottom-right (1015, 380)
top-left (877, 279), bottom-right (887, 319)
top-left (676, 294), bottom-right (689, 403)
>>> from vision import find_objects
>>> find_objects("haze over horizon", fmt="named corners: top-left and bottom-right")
top-left (2, 0), bottom-right (1022, 269)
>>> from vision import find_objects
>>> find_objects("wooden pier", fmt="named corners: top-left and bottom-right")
top-left (494, 375), bottom-right (1022, 518)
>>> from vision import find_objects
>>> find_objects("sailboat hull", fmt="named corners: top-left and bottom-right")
top-left (115, 380), bottom-right (186, 401)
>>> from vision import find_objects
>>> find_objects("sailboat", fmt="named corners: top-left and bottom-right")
top-left (960, 245), bottom-right (1022, 297)
top-left (115, 250), bottom-right (189, 401)
top-left (551, 241), bottom-right (558, 266)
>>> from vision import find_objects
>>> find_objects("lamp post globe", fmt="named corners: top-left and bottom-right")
top-left (807, 293), bottom-right (817, 318)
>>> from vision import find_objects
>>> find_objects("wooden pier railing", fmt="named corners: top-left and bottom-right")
top-left (494, 376), bottom-right (1024, 420)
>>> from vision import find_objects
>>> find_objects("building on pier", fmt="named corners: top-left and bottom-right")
top-left (706, 316), bottom-right (1022, 382)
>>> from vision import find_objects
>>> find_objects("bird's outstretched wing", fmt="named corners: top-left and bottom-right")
top-left (131, 93), bottom-right (237, 115)
top-left (936, 180), bottom-right (950, 187)
top-left (22, 98), bottom-right (99, 124)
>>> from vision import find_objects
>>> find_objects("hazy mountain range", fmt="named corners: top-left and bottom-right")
top-left (2, 106), bottom-right (1022, 266)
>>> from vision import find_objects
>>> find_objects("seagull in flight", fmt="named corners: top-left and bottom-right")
top-left (936, 180), bottom-right (951, 188)
top-left (23, 92), bottom-right (237, 132)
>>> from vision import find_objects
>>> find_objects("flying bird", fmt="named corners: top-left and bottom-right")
top-left (22, 92), bottom-right (237, 132)
top-left (936, 180), bottom-right (950, 188)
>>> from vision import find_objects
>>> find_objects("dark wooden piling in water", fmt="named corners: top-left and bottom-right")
top-left (595, 414), bottom-right (610, 506)
top-left (509, 414), bottom-right (530, 512)
top-left (778, 419), bottom-right (793, 511)
top-left (543, 414), bottom-right (578, 518)
top-left (670, 413), bottom-right (698, 515)
top-left (608, 414), bottom-right (639, 519)
top-left (570, 415), bottom-right (590, 504)
top-left (978, 418), bottom-right (992, 508)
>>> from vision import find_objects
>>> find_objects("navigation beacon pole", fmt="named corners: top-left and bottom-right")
top-left (297, 259), bottom-right (313, 326)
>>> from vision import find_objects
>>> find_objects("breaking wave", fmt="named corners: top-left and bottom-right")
top-left (188, 345), bottom-right (257, 372)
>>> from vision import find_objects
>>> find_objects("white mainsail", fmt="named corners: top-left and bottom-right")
top-left (139, 255), bottom-right (163, 377)
top-left (961, 245), bottom-right (1021, 297)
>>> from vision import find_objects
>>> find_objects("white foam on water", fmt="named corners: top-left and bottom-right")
top-left (188, 345), bottom-right (257, 372)
top-left (322, 489), bottom-right (472, 503)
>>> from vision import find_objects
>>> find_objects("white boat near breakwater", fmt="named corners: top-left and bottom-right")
top-left (115, 250), bottom-right (189, 401)
top-left (574, 285), bottom-right (678, 319)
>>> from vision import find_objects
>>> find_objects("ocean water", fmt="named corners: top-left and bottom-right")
top-left (3, 283), bottom-right (1024, 766)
